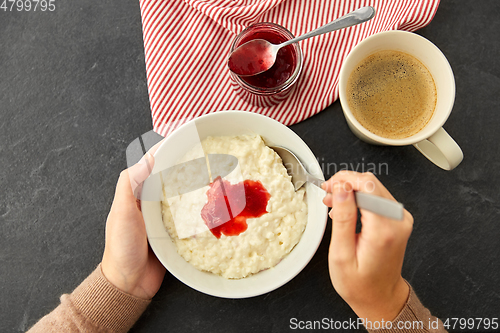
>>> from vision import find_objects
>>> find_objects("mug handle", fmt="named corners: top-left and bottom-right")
top-left (413, 127), bottom-right (463, 170)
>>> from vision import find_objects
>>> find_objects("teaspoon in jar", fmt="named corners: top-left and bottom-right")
top-left (228, 6), bottom-right (376, 76)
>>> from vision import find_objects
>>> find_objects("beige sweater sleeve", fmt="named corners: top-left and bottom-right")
top-left (27, 264), bottom-right (150, 333)
top-left (366, 281), bottom-right (447, 333)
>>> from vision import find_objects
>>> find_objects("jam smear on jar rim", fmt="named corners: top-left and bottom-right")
top-left (201, 176), bottom-right (271, 239)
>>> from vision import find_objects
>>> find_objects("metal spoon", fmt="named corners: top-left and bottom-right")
top-left (228, 6), bottom-right (376, 76)
top-left (271, 146), bottom-right (404, 220)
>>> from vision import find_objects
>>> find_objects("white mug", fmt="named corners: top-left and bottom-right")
top-left (339, 30), bottom-right (463, 170)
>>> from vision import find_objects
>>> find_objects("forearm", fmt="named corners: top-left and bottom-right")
top-left (363, 281), bottom-right (447, 333)
top-left (27, 264), bottom-right (151, 333)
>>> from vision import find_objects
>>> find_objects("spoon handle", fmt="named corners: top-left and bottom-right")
top-left (279, 6), bottom-right (376, 48)
top-left (307, 175), bottom-right (404, 220)
top-left (354, 191), bottom-right (404, 221)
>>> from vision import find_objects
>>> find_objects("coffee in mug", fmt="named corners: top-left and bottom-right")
top-left (339, 31), bottom-right (463, 170)
top-left (346, 50), bottom-right (436, 140)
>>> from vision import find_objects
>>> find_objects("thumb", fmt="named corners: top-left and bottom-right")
top-left (115, 153), bottom-right (155, 204)
top-left (330, 182), bottom-right (357, 262)
top-left (129, 153), bottom-right (155, 200)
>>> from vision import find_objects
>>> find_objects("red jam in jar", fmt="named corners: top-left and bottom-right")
top-left (229, 22), bottom-right (303, 107)
top-left (234, 31), bottom-right (297, 88)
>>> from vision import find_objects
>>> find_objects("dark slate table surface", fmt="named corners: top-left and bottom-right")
top-left (1, 1), bottom-right (499, 332)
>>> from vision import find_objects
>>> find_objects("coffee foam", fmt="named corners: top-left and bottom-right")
top-left (347, 50), bottom-right (437, 139)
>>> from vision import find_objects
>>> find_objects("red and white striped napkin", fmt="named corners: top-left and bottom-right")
top-left (139, 0), bottom-right (440, 136)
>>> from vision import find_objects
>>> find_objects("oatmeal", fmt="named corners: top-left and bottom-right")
top-left (161, 134), bottom-right (307, 279)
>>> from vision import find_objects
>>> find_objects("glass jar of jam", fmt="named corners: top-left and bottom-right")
top-left (229, 22), bottom-right (303, 108)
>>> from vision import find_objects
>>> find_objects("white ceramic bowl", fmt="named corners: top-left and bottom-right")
top-left (141, 111), bottom-right (328, 298)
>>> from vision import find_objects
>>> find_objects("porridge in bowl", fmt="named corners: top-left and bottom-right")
top-left (161, 134), bottom-right (307, 279)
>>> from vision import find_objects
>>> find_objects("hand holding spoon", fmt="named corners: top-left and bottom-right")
top-left (271, 146), bottom-right (404, 220)
top-left (228, 6), bottom-right (376, 76)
